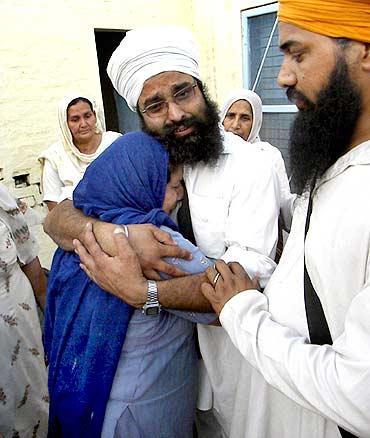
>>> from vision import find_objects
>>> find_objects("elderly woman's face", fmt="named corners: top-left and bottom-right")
top-left (223, 99), bottom-right (253, 142)
top-left (67, 101), bottom-right (97, 146)
top-left (162, 166), bottom-right (184, 214)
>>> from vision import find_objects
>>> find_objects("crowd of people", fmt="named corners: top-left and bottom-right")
top-left (1, 0), bottom-right (370, 437)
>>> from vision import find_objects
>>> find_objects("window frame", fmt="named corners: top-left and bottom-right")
top-left (241, 3), bottom-right (297, 115)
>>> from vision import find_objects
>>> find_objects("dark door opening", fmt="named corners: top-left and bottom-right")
top-left (94, 29), bottom-right (140, 134)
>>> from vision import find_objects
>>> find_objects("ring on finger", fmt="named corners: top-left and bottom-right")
top-left (213, 272), bottom-right (221, 285)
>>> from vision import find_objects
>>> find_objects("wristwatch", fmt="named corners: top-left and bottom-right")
top-left (142, 280), bottom-right (161, 316)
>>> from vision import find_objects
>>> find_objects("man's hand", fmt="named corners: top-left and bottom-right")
top-left (126, 224), bottom-right (192, 279)
top-left (44, 199), bottom-right (192, 278)
top-left (74, 223), bottom-right (147, 307)
top-left (92, 222), bottom-right (192, 280)
top-left (201, 260), bottom-right (260, 315)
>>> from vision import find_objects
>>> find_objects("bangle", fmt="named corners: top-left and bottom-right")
top-left (119, 224), bottom-right (129, 238)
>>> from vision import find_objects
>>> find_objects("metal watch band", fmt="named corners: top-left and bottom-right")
top-left (147, 280), bottom-right (158, 303)
top-left (142, 280), bottom-right (161, 315)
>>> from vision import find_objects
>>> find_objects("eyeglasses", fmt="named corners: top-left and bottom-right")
top-left (140, 83), bottom-right (198, 118)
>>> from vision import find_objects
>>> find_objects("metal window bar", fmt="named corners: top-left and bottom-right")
top-left (252, 16), bottom-right (278, 92)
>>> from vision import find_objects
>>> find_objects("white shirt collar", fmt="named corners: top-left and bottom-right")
top-left (317, 140), bottom-right (370, 189)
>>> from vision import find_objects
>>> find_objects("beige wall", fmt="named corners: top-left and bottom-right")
top-left (191, 0), bottom-right (274, 102)
top-left (0, 0), bottom-right (271, 267)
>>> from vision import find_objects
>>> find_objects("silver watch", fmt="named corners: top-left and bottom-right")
top-left (142, 280), bottom-right (161, 316)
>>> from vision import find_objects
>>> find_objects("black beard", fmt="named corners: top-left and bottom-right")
top-left (140, 90), bottom-right (223, 167)
top-left (288, 56), bottom-right (361, 195)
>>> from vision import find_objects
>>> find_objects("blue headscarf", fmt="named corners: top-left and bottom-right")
top-left (44, 132), bottom-right (177, 437)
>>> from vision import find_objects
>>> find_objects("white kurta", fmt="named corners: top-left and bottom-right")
top-left (184, 128), bottom-right (280, 436)
top-left (0, 187), bottom-right (48, 437)
top-left (252, 141), bottom-right (295, 231)
top-left (220, 140), bottom-right (370, 438)
top-left (40, 131), bottom-right (121, 203)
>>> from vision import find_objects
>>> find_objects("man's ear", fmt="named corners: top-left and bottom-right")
top-left (361, 42), bottom-right (370, 72)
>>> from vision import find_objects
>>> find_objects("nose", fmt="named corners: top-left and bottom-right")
top-left (231, 118), bottom-right (240, 130)
top-left (166, 101), bottom-right (187, 123)
top-left (277, 60), bottom-right (297, 89)
top-left (177, 185), bottom-right (184, 202)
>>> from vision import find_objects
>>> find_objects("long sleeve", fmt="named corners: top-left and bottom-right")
top-left (160, 226), bottom-right (217, 324)
top-left (220, 278), bottom-right (370, 437)
top-left (222, 152), bottom-right (280, 288)
top-left (219, 149), bottom-right (370, 437)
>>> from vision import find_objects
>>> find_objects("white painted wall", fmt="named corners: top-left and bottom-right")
top-left (0, 0), bottom-right (272, 267)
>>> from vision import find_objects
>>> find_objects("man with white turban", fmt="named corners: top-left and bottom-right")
top-left (45, 25), bottom-right (280, 437)
top-left (199, 0), bottom-right (370, 437)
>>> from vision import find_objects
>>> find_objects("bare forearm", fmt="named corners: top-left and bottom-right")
top-left (74, 225), bottom-right (200, 306)
top-left (45, 200), bottom-right (57, 211)
top-left (124, 272), bottom-right (212, 311)
top-left (43, 200), bottom-right (97, 250)
top-left (158, 273), bottom-right (213, 311)
top-left (92, 221), bottom-right (119, 256)
top-left (22, 258), bottom-right (47, 310)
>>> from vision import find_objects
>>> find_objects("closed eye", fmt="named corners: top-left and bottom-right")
top-left (145, 101), bottom-right (166, 113)
top-left (292, 52), bottom-right (304, 63)
top-left (174, 86), bottom-right (193, 101)
top-left (225, 113), bottom-right (235, 119)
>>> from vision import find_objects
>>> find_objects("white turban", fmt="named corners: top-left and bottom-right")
top-left (220, 89), bottom-right (263, 143)
top-left (107, 26), bottom-right (201, 111)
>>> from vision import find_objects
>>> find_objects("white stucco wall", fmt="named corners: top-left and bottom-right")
top-left (0, 0), bottom-right (271, 267)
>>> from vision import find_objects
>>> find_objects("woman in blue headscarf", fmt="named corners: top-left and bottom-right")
top-left (44, 131), bottom-right (214, 438)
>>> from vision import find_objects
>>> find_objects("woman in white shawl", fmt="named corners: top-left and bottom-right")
top-left (39, 94), bottom-right (121, 210)
top-left (0, 183), bottom-right (48, 436)
top-left (220, 89), bottom-right (295, 233)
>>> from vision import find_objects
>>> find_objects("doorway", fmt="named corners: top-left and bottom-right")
top-left (94, 29), bottom-right (141, 134)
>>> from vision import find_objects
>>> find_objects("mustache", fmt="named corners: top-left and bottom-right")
top-left (286, 87), bottom-right (314, 109)
top-left (163, 117), bottom-right (197, 136)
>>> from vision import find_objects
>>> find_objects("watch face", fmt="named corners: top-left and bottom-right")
top-left (145, 306), bottom-right (159, 316)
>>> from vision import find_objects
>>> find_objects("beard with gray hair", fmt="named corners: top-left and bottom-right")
top-left (288, 56), bottom-right (361, 195)
top-left (139, 83), bottom-right (223, 168)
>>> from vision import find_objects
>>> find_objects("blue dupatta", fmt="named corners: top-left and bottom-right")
top-left (44, 132), bottom-right (177, 437)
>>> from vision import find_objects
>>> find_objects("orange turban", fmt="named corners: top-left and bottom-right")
top-left (278, 0), bottom-right (370, 43)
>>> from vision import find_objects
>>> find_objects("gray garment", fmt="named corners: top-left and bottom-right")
top-left (104, 309), bottom-right (198, 438)
top-left (102, 227), bottom-right (216, 437)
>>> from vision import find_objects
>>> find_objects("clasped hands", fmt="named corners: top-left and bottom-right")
top-left (73, 223), bottom-right (260, 314)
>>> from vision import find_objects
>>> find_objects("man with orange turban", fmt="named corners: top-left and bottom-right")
top-left (200, 1), bottom-right (370, 437)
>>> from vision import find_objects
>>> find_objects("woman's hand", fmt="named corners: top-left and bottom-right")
top-left (21, 257), bottom-right (47, 311)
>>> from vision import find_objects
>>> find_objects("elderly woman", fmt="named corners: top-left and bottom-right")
top-left (45, 131), bottom-right (215, 438)
top-left (39, 94), bottom-right (121, 210)
top-left (220, 89), bottom-right (295, 232)
top-left (0, 184), bottom-right (48, 436)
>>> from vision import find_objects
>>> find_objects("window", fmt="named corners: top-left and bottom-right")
top-left (242, 3), bottom-right (296, 175)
